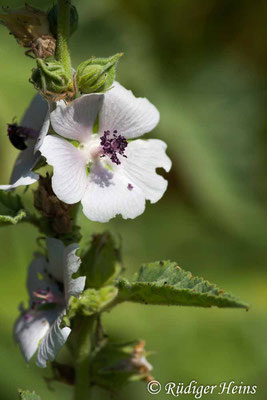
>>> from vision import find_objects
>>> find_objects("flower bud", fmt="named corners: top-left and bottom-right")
top-left (31, 59), bottom-right (73, 101)
top-left (0, 4), bottom-right (56, 58)
top-left (76, 53), bottom-right (123, 94)
top-left (49, 340), bottom-right (153, 389)
top-left (47, 4), bottom-right (79, 38)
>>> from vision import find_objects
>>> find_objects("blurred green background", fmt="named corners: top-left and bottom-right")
top-left (1, 0), bottom-right (267, 399)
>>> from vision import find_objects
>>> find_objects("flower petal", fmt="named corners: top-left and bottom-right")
top-left (99, 81), bottom-right (160, 139)
top-left (81, 139), bottom-right (171, 222)
top-left (63, 243), bottom-right (86, 302)
top-left (46, 237), bottom-right (65, 283)
top-left (34, 108), bottom-right (51, 152)
top-left (36, 314), bottom-right (71, 368)
top-left (122, 139), bottom-right (172, 203)
top-left (40, 135), bottom-right (88, 204)
top-left (0, 141), bottom-right (40, 190)
top-left (0, 95), bottom-right (49, 190)
top-left (26, 255), bottom-right (48, 295)
top-left (14, 311), bottom-right (50, 363)
top-left (21, 94), bottom-right (49, 131)
top-left (51, 94), bottom-right (103, 142)
top-left (81, 163), bottom-right (146, 222)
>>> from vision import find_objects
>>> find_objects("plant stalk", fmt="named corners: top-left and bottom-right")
top-left (74, 316), bottom-right (94, 400)
top-left (56, 0), bottom-right (73, 88)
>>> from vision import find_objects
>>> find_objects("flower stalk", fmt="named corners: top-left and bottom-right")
top-left (74, 316), bottom-right (94, 400)
top-left (55, 0), bottom-right (73, 90)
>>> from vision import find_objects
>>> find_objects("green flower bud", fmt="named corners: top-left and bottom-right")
top-left (76, 53), bottom-right (123, 94)
top-left (47, 4), bottom-right (78, 38)
top-left (30, 59), bottom-right (73, 101)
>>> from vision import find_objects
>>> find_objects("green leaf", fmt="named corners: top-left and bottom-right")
top-left (63, 286), bottom-right (118, 326)
top-left (81, 232), bottom-right (122, 289)
top-left (18, 389), bottom-right (41, 400)
top-left (116, 260), bottom-right (248, 309)
top-left (0, 191), bottom-right (26, 226)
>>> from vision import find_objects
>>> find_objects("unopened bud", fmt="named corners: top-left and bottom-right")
top-left (48, 4), bottom-right (78, 38)
top-left (76, 53), bottom-right (123, 94)
top-left (31, 59), bottom-right (73, 101)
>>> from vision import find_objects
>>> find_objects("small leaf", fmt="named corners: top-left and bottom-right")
top-left (0, 191), bottom-right (26, 226)
top-left (63, 286), bottom-right (118, 326)
top-left (18, 389), bottom-right (41, 400)
top-left (81, 232), bottom-right (122, 289)
top-left (116, 261), bottom-right (248, 309)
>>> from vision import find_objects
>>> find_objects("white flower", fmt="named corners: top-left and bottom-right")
top-left (40, 82), bottom-right (172, 222)
top-left (0, 94), bottom-right (50, 190)
top-left (14, 238), bottom-right (86, 368)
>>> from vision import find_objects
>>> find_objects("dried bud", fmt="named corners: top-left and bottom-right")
top-left (105, 340), bottom-right (154, 382)
top-left (0, 4), bottom-right (56, 58)
top-left (34, 175), bottom-right (72, 235)
top-left (31, 59), bottom-right (73, 102)
top-left (48, 4), bottom-right (78, 38)
top-left (76, 53), bottom-right (123, 94)
top-left (31, 35), bottom-right (56, 59)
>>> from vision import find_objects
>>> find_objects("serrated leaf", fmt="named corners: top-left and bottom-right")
top-left (81, 232), bottom-right (122, 289)
top-left (18, 389), bottom-right (41, 400)
top-left (0, 191), bottom-right (26, 226)
top-left (116, 261), bottom-right (248, 309)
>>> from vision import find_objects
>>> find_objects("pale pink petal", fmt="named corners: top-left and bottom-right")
top-left (34, 107), bottom-right (51, 152)
top-left (63, 243), bottom-right (85, 302)
top-left (40, 135), bottom-right (87, 204)
top-left (36, 314), bottom-right (71, 368)
top-left (0, 141), bottom-right (40, 190)
top-left (51, 94), bottom-right (103, 142)
top-left (14, 311), bottom-right (50, 363)
top-left (81, 139), bottom-right (171, 222)
top-left (46, 238), bottom-right (65, 283)
top-left (99, 81), bottom-right (160, 139)
top-left (0, 95), bottom-right (49, 190)
top-left (81, 163), bottom-right (146, 222)
top-left (122, 139), bottom-right (171, 203)
top-left (21, 94), bottom-right (49, 131)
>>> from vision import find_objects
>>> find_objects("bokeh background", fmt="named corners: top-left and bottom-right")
top-left (0, 0), bottom-right (267, 399)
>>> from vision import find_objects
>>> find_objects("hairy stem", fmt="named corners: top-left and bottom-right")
top-left (56, 0), bottom-right (73, 88)
top-left (74, 316), bottom-right (94, 400)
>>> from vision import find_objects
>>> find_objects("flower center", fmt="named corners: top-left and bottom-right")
top-left (31, 288), bottom-right (64, 307)
top-left (7, 123), bottom-right (39, 150)
top-left (100, 130), bottom-right (128, 165)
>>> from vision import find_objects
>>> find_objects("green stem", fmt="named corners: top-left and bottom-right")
top-left (56, 0), bottom-right (73, 88)
top-left (71, 202), bottom-right (81, 225)
top-left (74, 316), bottom-right (94, 400)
